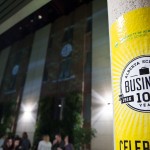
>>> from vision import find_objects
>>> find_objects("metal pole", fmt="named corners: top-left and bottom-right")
top-left (107, 0), bottom-right (150, 150)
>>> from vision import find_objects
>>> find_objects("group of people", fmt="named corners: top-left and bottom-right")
top-left (38, 134), bottom-right (73, 150)
top-left (0, 133), bottom-right (73, 150)
top-left (0, 132), bottom-right (31, 150)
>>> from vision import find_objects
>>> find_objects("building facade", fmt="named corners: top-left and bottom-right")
top-left (0, 0), bottom-right (113, 150)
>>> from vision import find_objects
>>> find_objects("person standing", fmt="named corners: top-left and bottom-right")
top-left (21, 132), bottom-right (31, 150)
top-left (3, 138), bottom-right (13, 150)
top-left (0, 135), bottom-right (6, 149)
top-left (37, 135), bottom-right (52, 150)
top-left (64, 136), bottom-right (73, 150)
top-left (52, 134), bottom-right (64, 150)
top-left (13, 137), bottom-right (22, 150)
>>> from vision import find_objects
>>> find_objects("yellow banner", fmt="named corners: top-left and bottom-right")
top-left (111, 7), bottom-right (150, 150)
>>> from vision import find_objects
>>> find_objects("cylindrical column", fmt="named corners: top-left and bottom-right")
top-left (107, 0), bottom-right (150, 150)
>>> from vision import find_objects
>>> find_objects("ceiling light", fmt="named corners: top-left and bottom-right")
top-left (38, 15), bottom-right (42, 20)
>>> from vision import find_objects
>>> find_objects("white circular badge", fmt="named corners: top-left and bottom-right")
top-left (120, 56), bottom-right (150, 112)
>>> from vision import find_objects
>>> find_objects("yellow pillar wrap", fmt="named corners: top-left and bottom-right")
top-left (110, 7), bottom-right (150, 150)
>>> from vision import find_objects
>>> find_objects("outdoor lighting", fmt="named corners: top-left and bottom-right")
top-left (58, 104), bottom-right (62, 108)
top-left (16, 103), bottom-right (37, 131)
top-left (22, 104), bottom-right (34, 122)
top-left (92, 90), bottom-right (113, 125)
top-left (23, 105), bottom-right (33, 112)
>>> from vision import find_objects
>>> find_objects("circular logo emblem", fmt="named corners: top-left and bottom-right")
top-left (61, 44), bottom-right (73, 57)
top-left (120, 56), bottom-right (150, 113)
top-left (12, 65), bottom-right (19, 75)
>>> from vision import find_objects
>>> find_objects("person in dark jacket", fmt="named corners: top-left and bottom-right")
top-left (21, 132), bottom-right (31, 150)
top-left (52, 134), bottom-right (64, 150)
top-left (64, 136), bottom-right (73, 150)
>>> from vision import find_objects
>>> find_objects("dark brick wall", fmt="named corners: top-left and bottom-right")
top-left (41, 3), bottom-right (92, 98)
top-left (0, 34), bottom-right (34, 132)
